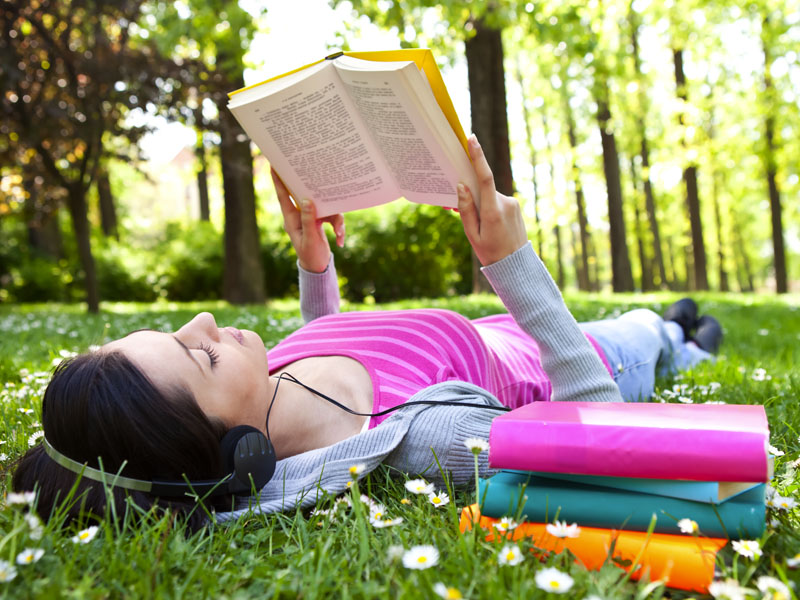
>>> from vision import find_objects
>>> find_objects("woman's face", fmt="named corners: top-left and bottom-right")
top-left (104, 312), bottom-right (270, 433)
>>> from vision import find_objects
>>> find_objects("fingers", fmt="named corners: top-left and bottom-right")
top-left (467, 135), bottom-right (497, 208)
top-left (272, 169), bottom-right (301, 228)
top-left (324, 213), bottom-right (346, 247)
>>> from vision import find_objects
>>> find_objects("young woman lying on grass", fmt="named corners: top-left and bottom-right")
top-left (13, 136), bottom-right (722, 528)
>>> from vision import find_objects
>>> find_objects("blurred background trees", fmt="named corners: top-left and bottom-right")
top-left (1, 0), bottom-right (797, 310)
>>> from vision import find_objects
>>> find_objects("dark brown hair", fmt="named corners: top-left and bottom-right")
top-left (13, 351), bottom-right (232, 529)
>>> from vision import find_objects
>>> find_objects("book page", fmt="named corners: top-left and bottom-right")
top-left (228, 63), bottom-right (400, 217)
top-left (334, 58), bottom-right (476, 209)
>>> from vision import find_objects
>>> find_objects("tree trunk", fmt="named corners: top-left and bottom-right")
top-left (66, 183), bottom-right (100, 313)
top-left (673, 47), bottom-right (708, 290)
top-left (465, 17), bottom-right (512, 294)
top-left (710, 166), bottom-right (729, 292)
top-left (218, 85), bottom-right (266, 304)
top-left (24, 178), bottom-right (62, 259)
top-left (515, 58), bottom-right (542, 260)
top-left (553, 224), bottom-right (565, 290)
top-left (731, 213), bottom-right (755, 292)
top-left (595, 91), bottom-right (634, 292)
top-left (762, 30), bottom-right (788, 293)
top-left (564, 100), bottom-right (591, 291)
top-left (97, 169), bottom-right (118, 240)
top-left (629, 155), bottom-right (653, 291)
top-left (629, 6), bottom-right (667, 289)
top-left (196, 134), bottom-right (211, 222)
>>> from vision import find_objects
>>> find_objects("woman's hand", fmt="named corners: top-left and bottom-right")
top-left (457, 135), bottom-right (528, 266)
top-left (272, 169), bottom-right (345, 273)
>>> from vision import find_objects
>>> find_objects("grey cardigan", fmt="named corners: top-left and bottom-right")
top-left (216, 243), bottom-right (621, 522)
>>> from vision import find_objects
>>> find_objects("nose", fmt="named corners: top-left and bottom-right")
top-left (178, 312), bottom-right (220, 342)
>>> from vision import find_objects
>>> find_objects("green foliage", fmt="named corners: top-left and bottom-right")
top-left (335, 204), bottom-right (472, 302)
top-left (154, 221), bottom-right (225, 302)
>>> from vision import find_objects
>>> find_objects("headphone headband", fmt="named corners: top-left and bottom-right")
top-left (41, 429), bottom-right (274, 498)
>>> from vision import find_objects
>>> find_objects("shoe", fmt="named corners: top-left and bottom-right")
top-left (663, 298), bottom-right (699, 341)
top-left (692, 315), bottom-right (723, 354)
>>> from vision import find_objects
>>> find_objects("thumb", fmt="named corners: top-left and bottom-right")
top-left (457, 182), bottom-right (480, 242)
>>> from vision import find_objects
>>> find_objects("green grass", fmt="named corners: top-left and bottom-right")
top-left (1, 291), bottom-right (799, 598)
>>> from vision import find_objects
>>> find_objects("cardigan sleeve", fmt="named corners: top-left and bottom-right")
top-left (481, 243), bottom-right (623, 403)
top-left (298, 254), bottom-right (341, 324)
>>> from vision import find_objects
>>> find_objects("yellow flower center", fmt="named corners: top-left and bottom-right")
top-left (374, 512), bottom-right (383, 519)
top-left (505, 551), bottom-right (515, 560)
top-left (401, 499), bottom-right (411, 505)
top-left (446, 589), bottom-right (462, 599)
top-left (433, 498), bottom-right (441, 504)
top-left (551, 581), bottom-right (560, 589)
top-left (80, 532), bottom-right (90, 540)
top-left (349, 466), bottom-right (358, 474)
top-left (22, 555), bottom-right (32, 563)
top-left (417, 556), bottom-right (427, 564)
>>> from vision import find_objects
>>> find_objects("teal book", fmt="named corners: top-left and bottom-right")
top-left (521, 471), bottom-right (761, 504)
top-left (480, 471), bottom-right (766, 538)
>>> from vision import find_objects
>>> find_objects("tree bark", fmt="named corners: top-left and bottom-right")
top-left (629, 156), bottom-right (653, 291)
top-left (731, 213), bottom-right (755, 292)
top-left (66, 183), bottom-right (100, 312)
top-left (553, 224), bottom-right (565, 290)
top-left (595, 91), bottom-right (634, 292)
top-left (24, 177), bottom-right (62, 259)
top-left (762, 29), bottom-right (787, 293)
top-left (564, 100), bottom-right (591, 291)
top-left (629, 6), bottom-right (667, 289)
top-left (218, 83), bottom-right (266, 304)
top-left (96, 169), bottom-right (118, 240)
top-left (515, 58), bottom-right (543, 260)
top-left (673, 47), bottom-right (708, 290)
top-left (196, 134), bottom-right (211, 222)
top-left (465, 17), bottom-right (513, 294)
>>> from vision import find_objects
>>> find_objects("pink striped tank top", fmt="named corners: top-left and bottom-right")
top-left (267, 309), bottom-right (612, 428)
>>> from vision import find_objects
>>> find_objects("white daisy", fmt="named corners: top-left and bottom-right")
top-left (15, 548), bottom-right (44, 565)
top-left (677, 518), bottom-right (699, 534)
top-left (731, 539), bottom-right (762, 559)
top-left (386, 545), bottom-right (405, 561)
top-left (787, 552), bottom-right (800, 568)
top-left (433, 582), bottom-right (463, 599)
top-left (464, 437), bottom-right (489, 453)
top-left (25, 513), bottom-right (44, 540)
top-left (27, 430), bottom-right (44, 447)
top-left (497, 544), bottom-right (524, 566)
top-left (428, 491), bottom-right (450, 508)
top-left (0, 560), bottom-right (16, 582)
top-left (493, 516), bottom-right (519, 532)
top-left (545, 520), bottom-right (581, 538)
top-left (6, 491), bottom-right (35, 506)
top-left (755, 576), bottom-right (791, 599)
top-left (767, 494), bottom-right (798, 511)
top-left (71, 525), bottom-right (99, 544)
top-left (534, 567), bottom-right (574, 594)
top-left (404, 479), bottom-right (434, 495)
top-left (768, 445), bottom-right (785, 457)
top-left (348, 463), bottom-right (366, 477)
top-left (708, 578), bottom-right (751, 600)
top-left (370, 516), bottom-right (403, 528)
top-left (402, 545), bottom-right (439, 570)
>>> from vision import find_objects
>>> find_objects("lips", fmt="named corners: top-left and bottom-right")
top-left (224, 327), bottom-right (245, 345)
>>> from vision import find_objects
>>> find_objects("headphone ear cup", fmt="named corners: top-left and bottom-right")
top-left (219, 425), bottom-right (276, 495)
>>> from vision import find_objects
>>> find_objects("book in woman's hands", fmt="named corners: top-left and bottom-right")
top-left (227, 49), bottom-right (478, 217)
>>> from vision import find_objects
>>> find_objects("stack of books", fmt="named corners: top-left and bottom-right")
top-left (463, 401), bottom-right (771, 591)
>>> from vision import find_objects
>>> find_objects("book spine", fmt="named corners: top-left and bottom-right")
top-left (488, 421), bottom-right (768, 481)
top-left (459, 504), bottom-right (726, 593)
top-left (479, 477), bottom-right (765, 538)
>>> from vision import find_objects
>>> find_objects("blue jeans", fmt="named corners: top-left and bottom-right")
top-left (579, 309), bottom-right (713, 402)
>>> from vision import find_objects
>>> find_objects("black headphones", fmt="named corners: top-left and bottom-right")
top-left (43, 372), bottom-right (509, 498)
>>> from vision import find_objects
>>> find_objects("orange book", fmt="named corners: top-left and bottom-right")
top-left (459, 504), bottom-right (726, 592)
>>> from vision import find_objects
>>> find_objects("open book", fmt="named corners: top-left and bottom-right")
top-left (227, 49), bottom-right (478, 217)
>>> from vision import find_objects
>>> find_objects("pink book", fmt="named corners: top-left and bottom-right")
top-left (488, 402), bottom-right (770, 482)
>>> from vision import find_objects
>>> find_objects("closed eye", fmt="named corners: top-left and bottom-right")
top-left (198, 342), bottom-right (220, 368)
